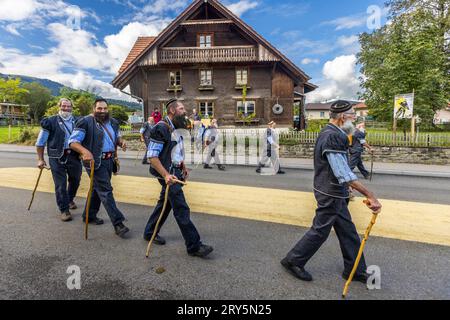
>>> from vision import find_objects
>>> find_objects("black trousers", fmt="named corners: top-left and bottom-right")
top-left (144, 168), bottom-right (202, 254)
top-left (82, 158), bottom-right (125, 226)
top-left (49, 153), bottom-right (82, 213)
top-left (286, 191), bottom-right (367, 275)
top-left (349, 152), bottom-right (369, 178)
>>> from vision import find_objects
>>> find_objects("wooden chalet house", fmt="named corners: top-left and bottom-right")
top-left (112, 0), bottom-right (317, 127)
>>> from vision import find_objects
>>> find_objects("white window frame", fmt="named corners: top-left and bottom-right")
top-left (236, 68), bottom-right (248, 86)
top-left (237, 100), bottom-right (255, 115)
top-left (199, 101), bottom-right (214, 117)
top-left (200, 69), bottom-right (213, 86)
top-left (169, 70), bottom-right (181, 87)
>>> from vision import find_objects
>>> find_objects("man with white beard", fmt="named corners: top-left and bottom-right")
top-left (35, 98), bottom-right (82, 222)
top-left (280, 100), bottom-right (382, 283)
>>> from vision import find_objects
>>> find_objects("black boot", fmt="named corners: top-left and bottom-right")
top-left (189, 244), bottom-right (214, 258)
top-left (83, 217), bottom-right (104, 225)
top-left (143, 234), bottom-right (166, 245)
top-left (204, 164), bottom-right (213, 169)
top-left (114, 222), bottom-right (130, 238)
top-left (342, 271), bottom-right (369, 283)
top-left (280, 258), bottom-right (313, 281)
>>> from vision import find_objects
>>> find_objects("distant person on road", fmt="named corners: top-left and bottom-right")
top-left (256, 121), bottom-right (285, 174)
top-left (140, 116), bottom-right (155, 164)
top-left (190, 108), bottom-right (201, 122)
top-left (203, 119), bottom-right (225, 171)
top-left (281, 100), bottom-right (382, 283)
top-left (349, 122), bottom-right (374, 179)
top-left (151, 107), bottom-right (162, 124)
top-left (35, 98), bottom-right (82, 222)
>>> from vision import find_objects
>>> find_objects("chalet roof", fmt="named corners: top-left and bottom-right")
top-left (112, 0), bottom-right (316, 90)
top-left (305, 103), bottom-right (333, 111)
top-left (117, 36), bottom-right (156, 74)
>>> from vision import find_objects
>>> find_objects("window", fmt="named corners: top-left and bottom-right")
top-left (237, 101), bottom-right (255, 115)
top-left (236, 68), bottom-right (248, 86)
top-left (200, 69), bottom-right (213, 86)
top-left (169, 70), bottom-right (181, 87)
top-left (199, 102), bottom-right (214, 117)
top-left (198, 34), bottom-right (213, 48)
top-left (320, 112), bottom-right (325, 118)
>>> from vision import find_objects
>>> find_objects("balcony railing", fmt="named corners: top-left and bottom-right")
top-left (158, 46), bottom-right (257, 64)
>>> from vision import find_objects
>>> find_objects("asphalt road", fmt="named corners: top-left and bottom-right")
top-left (1, 151), bottom-right (449, 205)
top-left (0, 151), bottom-right (449, 300)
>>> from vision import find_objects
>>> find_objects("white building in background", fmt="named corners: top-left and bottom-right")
top-left (305, 101), bottom-right (368, 120)
top-left (434, 107), bottom-right (450, 125)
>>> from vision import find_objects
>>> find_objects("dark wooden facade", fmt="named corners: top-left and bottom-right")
top-left (112, 0), bottom-right (316, 127)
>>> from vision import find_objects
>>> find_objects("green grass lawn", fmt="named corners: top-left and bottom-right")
top-left (0, 126), bottom-right (39, 144)
top-left (0, 126), bottom-right (22, 143)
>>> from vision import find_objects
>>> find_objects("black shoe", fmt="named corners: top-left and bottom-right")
top-left (342, 271), bottom-right (369, 283)
top-left (83, 217), bottom-right (104, 225)
top-left (277, 170), bottom-right (286, 174)
top-left (218, 165), bottom-right (226, 171)
top-left (114, 223), bottom-right (130, 238)
top-left (60, 211), bottom-right (73, 222)
top-left (256, 168), bottom-right (261, 173)
top-left (143, 234), bottom-right (166, 245)
top-left (280, 258), bottom-right (313, 281)
top-left (189, 244), bottom-right (214, 258)
top-left (204, 164), bottom-right (213, 169)
top-left (69, 202), bottom-right (77, 210)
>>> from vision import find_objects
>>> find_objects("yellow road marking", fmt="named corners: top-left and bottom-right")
top-left (1, 167), bottom-right (449, 247)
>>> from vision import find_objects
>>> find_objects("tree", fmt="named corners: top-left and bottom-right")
top-left (0, 78), bottom-right (29, 103)
top-left (109, 105), bottom-right (129, 124)
top-left (358, 3), bottom-right (449, 128)
top-left (22, 82), bottom-right (52, 122)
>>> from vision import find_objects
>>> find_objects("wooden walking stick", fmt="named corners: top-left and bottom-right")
top-left (145, 178), bottom-right (187, 258)
top-left (84, 160), bottom-right (95, 240)
top-left (342, 200), bottom-right (380, 299)
top-left (369, 152), bottom-right (374, 182)
top-left (27, 166), bottom-right (50, 211)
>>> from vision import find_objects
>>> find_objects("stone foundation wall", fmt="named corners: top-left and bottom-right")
top-left (280, 144), bottom-right (450, 165)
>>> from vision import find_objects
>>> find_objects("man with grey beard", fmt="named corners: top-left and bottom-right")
top-left (281, 100), bottom-right (382, 283)
top-left (35, 98), bottom-right (82, 222)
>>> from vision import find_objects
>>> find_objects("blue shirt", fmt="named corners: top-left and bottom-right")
top-left (69, 121), bottom-right (120, 152)
top-left (147, 117), bottom-right (184, 164)
top-left (36, 116), bottom-right (74, 149)
top-left (326, 152), bottom-right (358, 184)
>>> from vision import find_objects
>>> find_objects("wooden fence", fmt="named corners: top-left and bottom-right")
top-left (279, 131), bottom-right (450, 148)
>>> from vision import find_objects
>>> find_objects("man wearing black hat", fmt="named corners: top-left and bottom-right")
top-left (143, 98), bottom-right (213, 258)
top-left (281, 100), bottom-right (382, 282)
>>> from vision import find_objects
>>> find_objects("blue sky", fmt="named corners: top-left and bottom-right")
top-left (0, 0), bottom-right (389, 102)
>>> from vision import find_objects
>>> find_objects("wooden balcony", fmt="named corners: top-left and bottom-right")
top-left (158, 46), bottom-right (258, 64)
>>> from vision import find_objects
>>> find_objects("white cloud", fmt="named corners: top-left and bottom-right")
top-left (226, 0), bottom-right (259, 17)
top-left (301, 58), bottom-right (320, 65)
top-left (104, 21), bottom-right (162, 72)
top-left (306, 55), bottom-right (360, 103)
top-left (0, 0), bottom-right (37, 21)
top-left (141, 0), bottom-right (188, 15)
top-left (337, 35), bottom-right (359, 47)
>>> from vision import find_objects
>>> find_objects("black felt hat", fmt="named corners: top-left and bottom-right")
top-left (330, 100), bottom-right (354, 113)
